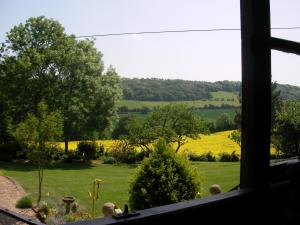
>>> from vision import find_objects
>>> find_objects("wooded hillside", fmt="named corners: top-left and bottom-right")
top-left (121, 78), bottom-right (300, 101)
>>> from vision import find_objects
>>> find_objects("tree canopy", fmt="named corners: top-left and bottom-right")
top-left (0, 16), bottom-right (121, 153)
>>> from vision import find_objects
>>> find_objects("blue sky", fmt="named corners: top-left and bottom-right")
top-left (0, 0), bottom-right (299, 86)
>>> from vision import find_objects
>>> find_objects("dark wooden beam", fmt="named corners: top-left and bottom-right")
top-left (270, 37), bottom-right (300, 55)
top-left (240, 0), bottom-right (271, 188)
top-left (0, 207), bottom-right (45, 225)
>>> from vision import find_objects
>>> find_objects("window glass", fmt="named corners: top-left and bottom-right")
top-left (271, 50), bottom-right (300, 162)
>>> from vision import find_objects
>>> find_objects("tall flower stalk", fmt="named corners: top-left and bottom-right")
top-left (88, 179), bottom-right (102, 218)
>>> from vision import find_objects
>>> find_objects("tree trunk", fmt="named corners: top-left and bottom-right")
top-left (175, 142), bottom-right (181, 153)
top-left (65, 137), bottom-right (69, 155)
top-left (142, 144), bottom-right (151, 154)
top-left (37, 164), bottom-right (43, 207)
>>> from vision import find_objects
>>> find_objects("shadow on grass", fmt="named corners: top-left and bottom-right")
top-left (0, 160), bottom-right (95, 172)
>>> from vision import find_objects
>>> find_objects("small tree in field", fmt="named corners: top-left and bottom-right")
top-left (228, 130), bottom-right (241, 147)
top-left (127, 104), bottom-right (209, 153)
top-left (129, 139), bottom-right (201, 210)
top-left (13, 101), bottom-right (63, 206)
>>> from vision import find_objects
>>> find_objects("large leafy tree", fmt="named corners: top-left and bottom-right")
top-left (127, 104), bottom-right (209, 153)
top-left (273, 100), bottom-right (300, 158)
top-left (0, 16), bottom-right (121, 153)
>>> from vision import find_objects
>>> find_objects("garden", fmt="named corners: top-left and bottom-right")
top-left (0, 149), bottom-right (240, 223)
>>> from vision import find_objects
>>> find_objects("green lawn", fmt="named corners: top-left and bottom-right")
top-left (211, 91), bottom-right (239, 100)
top-left (0, 161), bottom-right (239, 215)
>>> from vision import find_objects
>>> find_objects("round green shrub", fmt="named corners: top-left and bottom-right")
top-left (129, 139), bottom-right (201, 210)
top-left (15, 196), bottom-right (33, 209)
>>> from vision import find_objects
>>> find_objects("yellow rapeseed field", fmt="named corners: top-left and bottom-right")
top-left (58, 130), bottom-right (276, 156)
top-left (58, 140), bottom-right (115, 151)
top-left (180, 130), bottom-right (240, 155)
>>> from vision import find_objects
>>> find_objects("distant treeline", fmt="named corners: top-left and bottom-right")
top-left (121, 78), bottom-right (300, 101)
top-left (118, 104), bottom-right (239, 114)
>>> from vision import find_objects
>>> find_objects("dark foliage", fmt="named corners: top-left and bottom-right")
top-left (214, 113), bottom-right (236, 132)
top-left (112, 115), bottom-right (137, 139)
top-left (218, 151), bottom-right (240, 162)
top-left (0, 134), bottom-right (23, 161)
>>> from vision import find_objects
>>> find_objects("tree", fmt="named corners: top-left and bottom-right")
top-left (12, 101), bottom-right (63, 206)
top-left (215, 113), bottom-right (234, 131)
top-left (271, 82), bottom-right (283, 128)
top-left (126, 118), bottom-right (157, 153)
top-left (129, 139), bottom-right (201, 210)
top-left (111, 114), bottom-right (137, 139)
top-left (127, 104), bottom-right (209, 153)
top-left (229, 82), bottom-right (282, 146)
top-left (228, 130), bottom-right (241, 147)
top-left (272, 100), bottom-right (300, 158)
top-left (0, 16), bottom-right (121, 154)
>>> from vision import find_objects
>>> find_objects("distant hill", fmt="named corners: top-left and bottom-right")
top-left (121, 78), bottom-right (300, 101)
top-left (277, 84), bottom-right (300, 100)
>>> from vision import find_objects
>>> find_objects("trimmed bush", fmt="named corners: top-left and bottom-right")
top-left (188, 151), bottom-right (216, 162)
top-left (188, 153), bottom-right (207, 161)
top-left (205, 151), bottom-right (216, 162)
top-left (96, 144), bottom-right (105, 158)
top-left (15, 196), bottom-right (33, 209)
top-left (77, 141), bottom-right (97, 160)
top-left (129, 139), bottom-right (201, 210)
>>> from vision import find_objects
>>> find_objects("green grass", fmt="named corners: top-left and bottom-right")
top-left (194, 108), bottom-right (237, 120)
top-left (0, 161), bottom-right (239, 215)
top-left (118, 91), bottom-right (239, 110)
top-left (211, 91), bottom-right (239, 100)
